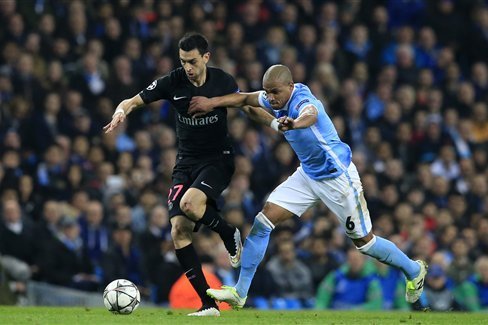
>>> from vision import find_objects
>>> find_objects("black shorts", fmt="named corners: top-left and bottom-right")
top-left (167, 153), bottom-right (235, 229)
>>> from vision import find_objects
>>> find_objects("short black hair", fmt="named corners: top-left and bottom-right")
top-left (178, 33), bottom-right (209, 55)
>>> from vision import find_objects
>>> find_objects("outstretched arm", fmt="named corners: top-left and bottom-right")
top-left (241, 105), bottom-right (277, 128)
top-left (103, 94), bottom-right (144, 133)
top-left (241, 105), bottom-right (284, 132)
top-left (189, 92), bottom-right (261, 117)
top-left (278, 105), bottom-right (318, 131)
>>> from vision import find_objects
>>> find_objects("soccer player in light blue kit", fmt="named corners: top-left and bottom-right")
top-left (189, 65), bottom-right (428, 308)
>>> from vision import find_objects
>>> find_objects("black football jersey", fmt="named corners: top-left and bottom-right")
top-left (139, 67), bottom-right (238, 156)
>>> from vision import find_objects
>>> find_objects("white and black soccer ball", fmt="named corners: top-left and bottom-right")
top-left (103, 279), bottom-right (140, 314)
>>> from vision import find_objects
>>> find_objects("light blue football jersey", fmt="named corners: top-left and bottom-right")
top-left (258, 83), bottom-right (352, 180)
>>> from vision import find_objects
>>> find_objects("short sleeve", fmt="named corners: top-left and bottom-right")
top-left (294, 98), bottom-right (318, 115)
top-left (224, 74), bottom-right (239, 94)
top-left (294, 98), bottom-right (311, 113)
top-left (139, 75), bottom-right (172, 104)
top-left (258, 91), bottom-right (273, 109)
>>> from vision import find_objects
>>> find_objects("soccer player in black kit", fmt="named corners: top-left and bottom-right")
top-left (103, 33), bottom-right (243, 316)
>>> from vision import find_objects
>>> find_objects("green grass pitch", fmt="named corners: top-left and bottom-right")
top-left (0, 307), bottom-right (486, 324)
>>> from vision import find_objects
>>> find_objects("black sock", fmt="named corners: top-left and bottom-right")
top-left (175, 244), bottom-right (217, 308)
top-left (199, 205), bottom-right (237, 255)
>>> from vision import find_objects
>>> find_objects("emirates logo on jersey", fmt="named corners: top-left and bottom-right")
top-left (177, 113), bottom-right (219, 126)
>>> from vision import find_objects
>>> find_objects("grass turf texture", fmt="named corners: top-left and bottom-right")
top-left (0, 307), bottom-right (485, 324)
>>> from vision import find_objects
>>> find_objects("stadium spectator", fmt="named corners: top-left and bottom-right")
top-left (32, 92), bottom-right (62, 155)
top-left (36, 200), bottom-right (62, 246)
top-left (420, 264), bottom-right (461, 311)
top-left (78, 200), bottom-right (109, 276)
top-left (17, 175), bottom-right (38, 219)
top-left (102, 223), bottom-right (144, 288)
top-left (458, 255), bottom-right (488, 311)
top-left (1, 150), bottom-right (23, 191)
top-left (138, 205), bottom-right (178, 304)
top-left (374, 261), bottom-right (409, 310)
top-left (315, 248), bottom-right (382, 310)
top-left (0, 260), bottom-right (19, 305)
top-left (0, 199), bottom-right (38, 283)
top-left (301, 235), bottom-right (339, 293)
top-left (266, 240), bottom-right (314, 309)
top-left (39, 216), bottom-right (98, 291)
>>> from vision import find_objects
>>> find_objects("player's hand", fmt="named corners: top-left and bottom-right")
top-left (189, 96), bottom-right (214, 117)
top-left (103, 110), bottom-right (126, 133)
top-left (277, 116), bottom-right (295, 131)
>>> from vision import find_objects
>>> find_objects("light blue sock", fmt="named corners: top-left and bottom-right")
top-left (235, 212), bottom-right (274, 298)
top-left (358, 235), bottom-right (420, 280)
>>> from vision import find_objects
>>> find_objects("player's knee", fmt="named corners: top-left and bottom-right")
top-left (261, 203), bottom-right (288, 226)
top-left (254, 212), bottom-right (275, 232)
top-left (354, 233), bottom-right (376, 254)
top-left (179, 199), bottom-right (200, 219)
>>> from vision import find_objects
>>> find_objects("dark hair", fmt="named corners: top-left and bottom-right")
top-left (178, 33), bottom-right (209, 55)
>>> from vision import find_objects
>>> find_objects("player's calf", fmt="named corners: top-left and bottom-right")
top-left (199, 205), bottom-right (241, 262)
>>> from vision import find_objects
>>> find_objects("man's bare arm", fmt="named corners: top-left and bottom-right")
top-left (241, 105), bottom-right (276, 127)
top-left (115, 94), bottom-right (145, 115)
top-left (103, 94), bottom-right (145, 133)
top-left (189, 92), bottom-right (261, 116)
top-left (279, 105), bottom-right (318, 131)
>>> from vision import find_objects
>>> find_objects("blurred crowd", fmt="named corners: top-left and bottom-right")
top-left (0, 0), bottom-right (488, 311)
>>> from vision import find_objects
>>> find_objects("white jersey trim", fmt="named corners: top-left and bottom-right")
top-left (310, 125), bottom-right (349, 172)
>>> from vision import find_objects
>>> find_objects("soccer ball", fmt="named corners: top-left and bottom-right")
top-left (103, 279), bottom-right (140, 314)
